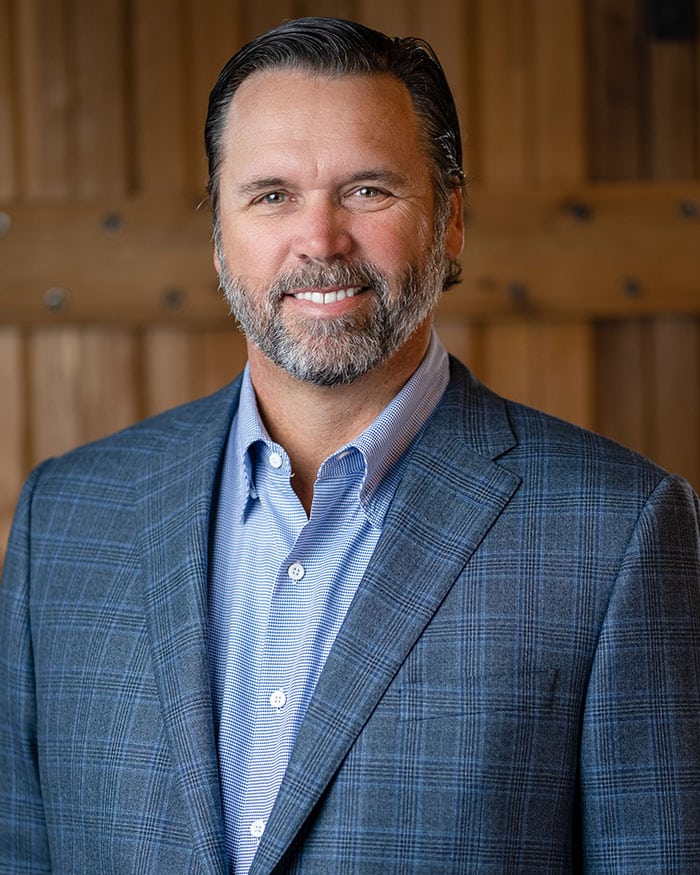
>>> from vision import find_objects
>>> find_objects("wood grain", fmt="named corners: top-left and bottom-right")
top-left (0, 0), bottom-right (16, 200)
top-left (28, 327), bottom-right (138, 465)
top-left (3, 184), bottom-right (699, 324)
top-left (184, 0), bottom-right (242, 199)
top-left (594, 319), bottom-right (650, 456)
top-left (69, 0), bottom-right (129, 197)
top-left (646, 39), bottom-right (698, 179)
top-left (411, 0), bottom-right (471, 140)
top-left (15, 0), bottom-right (72, 198)
top-left (650, 317), bottom-right (700, 485)
top-left (531, 0), bottom-right (586, 185)
top-left (131, 0), bottom-right (188, 195)
top-left (143, 326), bottom-right (246, 416)
top-left (588, 0), bottom-right (644, 180)
top-left (356, 0), bottom-right (412, 36)
top-left (434, 317), bottom-right (483, 380)
top-left (480, 319), bottom-right (593, 427)
top-left (241, 0), bottom-right (295, 42)
top-left (475, 0), bottom-right (531, 185)
top-left (0, 328), bottom-right (25, 562)
top-left (1, 0), bottom-right (699, 520)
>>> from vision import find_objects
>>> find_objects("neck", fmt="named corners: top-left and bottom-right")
top-left (247, 325), bottom-right (431, 513)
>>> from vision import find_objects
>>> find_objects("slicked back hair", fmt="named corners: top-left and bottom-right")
top-left (205, 17), bottom-right (464, 288)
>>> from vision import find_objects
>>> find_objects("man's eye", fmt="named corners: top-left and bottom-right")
top-left (346, 186), bottom-right (392, 207)
top-left (256, 191), bottom-right (287, 205)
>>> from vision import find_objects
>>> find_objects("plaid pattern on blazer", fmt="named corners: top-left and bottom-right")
top-left (1, 358), bottom-right (699, 873)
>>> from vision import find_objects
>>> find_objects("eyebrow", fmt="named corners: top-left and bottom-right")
top-left (234, 168), bottom-right (411, 197)
top-left (235, 177), bottom-right (288, 197)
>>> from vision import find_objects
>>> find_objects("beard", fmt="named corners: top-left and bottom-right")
top-left (215, 229), bottom-right (448, 387)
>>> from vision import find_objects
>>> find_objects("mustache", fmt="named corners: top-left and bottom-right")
top-left (268, 261), bottom-right (389, 299)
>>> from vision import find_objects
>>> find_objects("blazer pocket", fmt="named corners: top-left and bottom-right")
top-left (390, 666), bottom-right (565, 722)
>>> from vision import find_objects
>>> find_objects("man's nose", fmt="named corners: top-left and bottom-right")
top-left (290, 196), bottom-right (353, 262)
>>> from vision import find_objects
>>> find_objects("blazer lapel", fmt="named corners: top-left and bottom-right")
top-left (251, 361), bottom-right (521, 873)
top-left (138, 380), bottom-right (241, 874)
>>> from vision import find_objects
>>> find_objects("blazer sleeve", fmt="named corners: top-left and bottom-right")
top-left (0, 466), bottom-right (52, 872)
top-left (579, 473), bottom-right (700, 871)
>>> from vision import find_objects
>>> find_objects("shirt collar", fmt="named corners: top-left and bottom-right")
top-left (227, 330), bottom-right (449, 525)
top-left (348, 330), bottom-right (449, 524)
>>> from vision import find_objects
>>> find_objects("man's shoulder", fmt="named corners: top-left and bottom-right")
top-left (504, 391), bottom-right (662, 477)
top-left (442, 356), bottom-right (670, 497)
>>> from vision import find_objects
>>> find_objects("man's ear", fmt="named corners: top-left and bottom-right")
top-left (445, 188), bottom-right (465, 261)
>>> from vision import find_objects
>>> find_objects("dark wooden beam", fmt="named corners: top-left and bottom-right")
top-left (1, 182), bottom-right (699, 325)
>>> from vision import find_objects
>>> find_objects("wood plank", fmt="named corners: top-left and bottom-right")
top-left (197, 328), bottom-right (248, 395)
top-left (410, 0), bottom-right (471, 143)
top-left (481, 2), bottom-right (587, 435)
top-left (241, 0), bottom-right (295, 42)
top-left (29, 327), bottom-right (83, 462)
top-left (480, 318), bottom-right (594, 426)
top-left (646, 39), bottom-right (697, 179)
top-left (68, 0), bottom-right (129, 197)
top-left (644, 15), bottom-right (698, 486)
top-left (531, 0), bottom-right (586, 184)
top-left (142, 327), bottom-right (194, 416)
top-left (28, 328), bottom-right (139, 466)
top-left (5, 184), bottom-right (700, 323)
top-left (0, 0), bottom-right (16, 200)
top-left (481, 321), bottom-right (534, 405)
top-left (474, 0), bottom-right (531, 185)
top-left (697, 19), bottom-right (700, 173)
top-left (15, 0), bottom-right (72, 198)
top-left (0, 328), bottom-right (25, 563)
top-left (0, 199), bottom-right (223, 324)
top-left (434, 317), bottom-right (483, 380)
top-left (594, 319), bottom-right (650, 456)
top-left (587, 0), bottom-right (644, 180)
top-left (298, 0), bottom-right (355, 18)
top-left (533, 320), bottom-right (594, 428)
top-left (78, 329), bottom-right (140, 443)
top-left (356, 0), bottom-right (412, 36)
top-left (132, 0), bottom-right (188, 195)
top-left (142, 326), bottom-right (246, 416)
top-left (649, 318), bottom-right (700, 489)
top-left (184, 0), bottom-right (242, 200)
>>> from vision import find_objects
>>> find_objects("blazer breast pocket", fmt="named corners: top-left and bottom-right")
top-left (358, 664), bottom-right (580, 788)
top-left (385, 665), bottom-right (570, 723)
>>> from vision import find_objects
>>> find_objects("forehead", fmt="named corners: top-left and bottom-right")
top-left (219, 69), bottom-right (430, 175)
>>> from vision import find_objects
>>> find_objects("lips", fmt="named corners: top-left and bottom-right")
top-left (291, 286), bottom-right (365, 304)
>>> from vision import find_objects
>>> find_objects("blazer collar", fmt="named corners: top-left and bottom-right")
top-left (250, 359), bottom-right (521, 873)
top-left (137, 378), bottom-right (242, 875)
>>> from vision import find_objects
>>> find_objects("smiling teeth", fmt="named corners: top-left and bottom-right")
top-left (293, 287), bottom-right (362, 304)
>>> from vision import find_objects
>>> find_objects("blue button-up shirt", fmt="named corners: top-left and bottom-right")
top-left (208, 333), bottom-right (449, 873)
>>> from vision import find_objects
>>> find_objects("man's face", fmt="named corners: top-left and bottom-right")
top-left (214, 69), bottom-right (463, 386)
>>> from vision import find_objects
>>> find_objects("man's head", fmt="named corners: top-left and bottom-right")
top-left (205, 17), bottom-right (465, 290)
top-left (206, 19), bottom-right (465, 387)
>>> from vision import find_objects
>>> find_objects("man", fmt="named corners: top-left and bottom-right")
top-left (1, 16), bottom-right (699, 874)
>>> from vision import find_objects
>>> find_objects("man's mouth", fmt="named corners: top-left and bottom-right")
top-left (291, 286), bottom-right (366, 304)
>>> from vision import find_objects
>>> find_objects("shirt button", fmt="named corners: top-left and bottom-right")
top-left (269, 451), bottom-right (283, 469)
top-left (287, 562), bottom-right (305, 581)
top-left (269, 689), bottom-right (287, 709)
top-left (249, 818), bottom-right (266, 839)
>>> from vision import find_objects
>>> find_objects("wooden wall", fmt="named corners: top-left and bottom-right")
top-left (1, 0), bottom-right (699, 558)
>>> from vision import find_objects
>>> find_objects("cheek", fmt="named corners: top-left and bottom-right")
top-left (219, 221), bottom-right (286, 279)
top-left (358, 212), bottom-right (432, 266)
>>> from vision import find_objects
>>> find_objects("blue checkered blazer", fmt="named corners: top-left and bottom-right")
top-left (1, 358), bottom-right (699, 873)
